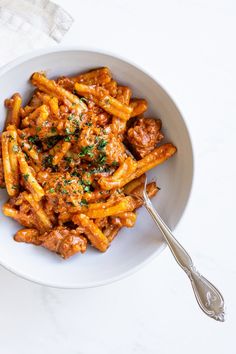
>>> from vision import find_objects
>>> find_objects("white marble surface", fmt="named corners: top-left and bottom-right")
top-left (0, 0), bottom-right (235, 353)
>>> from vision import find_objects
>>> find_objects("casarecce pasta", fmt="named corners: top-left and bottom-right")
top-left (0, 68), bottom-right (176, 259)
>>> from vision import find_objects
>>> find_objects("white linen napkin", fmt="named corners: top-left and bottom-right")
top-left (0, 0), bottom-right (73, 67)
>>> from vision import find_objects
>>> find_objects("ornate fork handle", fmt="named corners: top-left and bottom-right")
top-left (142, 190), bottom-right (225, 322)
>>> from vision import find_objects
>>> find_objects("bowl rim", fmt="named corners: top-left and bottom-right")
top-left (0, 46), bottom-right (195, 289)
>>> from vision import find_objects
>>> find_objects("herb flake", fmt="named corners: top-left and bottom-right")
top-left (79, 145), bottom-right (94, 158)
top-left (80, 199), bottom-right (88, 206)
top-left (23, 174), bottom-right (29, 181)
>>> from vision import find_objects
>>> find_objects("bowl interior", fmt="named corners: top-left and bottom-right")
top-left (0, 50), bottom-right (193, 288)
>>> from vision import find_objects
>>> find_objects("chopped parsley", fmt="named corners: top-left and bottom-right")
top-left (36, 126), bottom-right (42, 132)
top-left (79, 145), bottom-right (94, 158)
top-left (83, 185), bottom-right (91, 192)
top-left (23, 174), bottom-right (29, 181)
top-left (68, 114), bottom-right (74, 121)
top-left (112, 161), bottom-right (119, 167)
top-left (51, 127), bottom-right (57, 134)
top-left (24, 153), bottom-right (30, 161)
top-left (63, 179), bottom-right (73, 185)
top-left (71, 170), bottom-right (80, 177)
top-left (97, 139), bottom-right (107, 151)
top-left (64, 156), bottom-right (73, 164)
top-left (65, 127), bottom-right (73, 135)
top-left (42, 155), bottom-right (54, 169)
top-left (72, 119), bottom-right (80, 128)
top-left (97, 153), bottom-right (106, 165)
top-left (61, 188), bottom-right (69, 195)
top-left (64, 136), bottom-right (71, 142)
top-left (80, 97), bottom-right (88, 103)
top-left (80, 199), bottom-right (88, 206)
top-left (90, 166), bottom-right (111, 174)
top-left (82, 178), bottom-right (91, 186)
top-left (49, 188), bottom-right (55, 193)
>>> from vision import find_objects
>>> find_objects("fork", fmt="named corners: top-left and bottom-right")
top-left (133, 176), bottom-right (225, 322)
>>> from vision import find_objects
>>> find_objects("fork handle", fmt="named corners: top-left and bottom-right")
top-left (143, 197), bottom-right (225, 321)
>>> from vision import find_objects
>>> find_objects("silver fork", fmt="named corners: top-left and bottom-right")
top-left (133, 176), bottom-right (225, 322)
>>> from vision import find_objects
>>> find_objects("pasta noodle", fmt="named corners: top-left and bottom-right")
top-left (1, 68), bottom-right (176, 259)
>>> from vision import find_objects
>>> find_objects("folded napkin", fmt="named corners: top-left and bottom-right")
top-left (0, 0), bottom-right (73, 67)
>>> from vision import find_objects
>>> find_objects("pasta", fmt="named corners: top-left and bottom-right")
top-left (1, 67), bottom-right (177, 259)
top-left (5, 93), bottom-right (22, 128)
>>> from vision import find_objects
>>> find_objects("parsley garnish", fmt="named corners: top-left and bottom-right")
top-left (65, 127), bottom-right (73, 135)
top-left (71, 170), bottom-right (80, 177)
top-left (68, 114), bottom-right (74, 121)
top-left (82, 178), bottom-right (91, 186)
top-left (90, 166), bottom-right (110, 174)
top-left (23, 174), bottom-right (29, 181)
top-left (43, 155), bottom-right (54, 169)
top-left (80, 199), bottom-right (88, 206)
top-left (83, 186), bottom-right (90, 192)
top-left (72, 119), bottom-right (80, 128)
top-left (61, 188), bottom-right (69, 195)
top-left (80, 97), bottom-right (88, 103)
top-left (97, 139), bottom-right (107, 151)
top-left (79, 145), bottom-right (94, 158)
top-left (28, 135), bottom-right (39, 144)
top-left (64, 136), bottom-right (71, 142)
top-left (51, 127), bottom-right (57, 134)
top-left (112, 161), bottom-right (119, 167)
top-left (24, 153), bottom-right (30, 161)
top-left (64, 156), bottom-right (73, 164)
top-left (63, 179), bottom-right (73, 185)
top-left (49, 188), bottom-right (55, 193)
top-left (97, 153), bottom-right (106, 165)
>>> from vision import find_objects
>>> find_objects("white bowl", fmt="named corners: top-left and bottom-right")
top-left (0, 48), bottom-right (193, 288)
